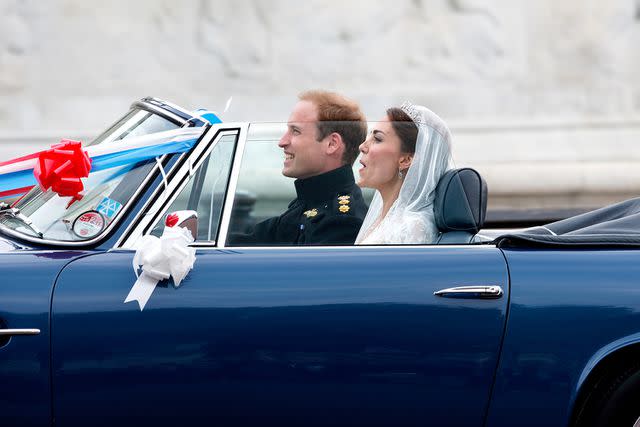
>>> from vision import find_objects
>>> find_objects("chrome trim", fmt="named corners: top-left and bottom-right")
top-left (0, 328), bottom-right (41, 336)
top-left (434, 285), bottom-right (504, 299)
top-left (187, 244), bottom-right (498, 251)
top-left (116, 125), bottom-right (244, 249)
top-left (141, 97), bottom-right (197, 121)
top-left (132, 101), bottom-right (188, 126)
top-left (217, 123), bottom-right (250, 247)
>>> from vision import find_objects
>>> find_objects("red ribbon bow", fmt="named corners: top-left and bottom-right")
top-left (165, 213), bottom-right (179, 228)
top-left (34, 139), bottom-right (92, 200)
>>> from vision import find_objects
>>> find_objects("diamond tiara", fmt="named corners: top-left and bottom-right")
top-left (400, 101), bottom-right (424, 125)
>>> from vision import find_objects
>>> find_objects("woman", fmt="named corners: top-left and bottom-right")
top-left (355, 102), bottom-right (453, 244)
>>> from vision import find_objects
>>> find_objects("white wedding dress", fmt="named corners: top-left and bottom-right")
top-left (357, 208), bottom-right (438, 244)
top-left (356, 103), bottom-right (454, 245)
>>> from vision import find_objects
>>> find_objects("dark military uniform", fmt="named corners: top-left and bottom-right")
top-left (229, 165), bottom-right (367, 245)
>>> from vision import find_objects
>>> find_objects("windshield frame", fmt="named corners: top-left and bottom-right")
top-left (0, 99), bottom-right (195, 248)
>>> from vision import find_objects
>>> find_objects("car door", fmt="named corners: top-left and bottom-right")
top-left (50, 123), bottom-right (509, 427)
top-left (0, 250), bottom-right (90, 427)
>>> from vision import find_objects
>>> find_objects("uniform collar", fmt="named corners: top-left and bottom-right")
top-left (294, 165), bottom-right (355, 202)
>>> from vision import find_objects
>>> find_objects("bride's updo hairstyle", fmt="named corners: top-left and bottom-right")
top-left (387, 107), bottom-right (418, 154)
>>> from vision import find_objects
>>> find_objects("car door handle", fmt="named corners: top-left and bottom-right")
top-left (0, 328), bottom-right (41, 336)
top-left (434, 286), bottom-right (504, 299)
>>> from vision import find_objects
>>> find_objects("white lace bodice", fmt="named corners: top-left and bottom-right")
top-left (357, 208), bottom-right (439, 245)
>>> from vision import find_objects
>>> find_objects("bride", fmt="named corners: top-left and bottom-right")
top-left (355, 102), bottom-right (453, 244)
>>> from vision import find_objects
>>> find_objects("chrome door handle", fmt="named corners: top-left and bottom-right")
top-left (434, 286), bottom-right (503, 299)
top-left (0, 328), bottom-right (41, 336)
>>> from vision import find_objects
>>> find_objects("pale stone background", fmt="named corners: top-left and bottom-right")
top-left (1, 0), bottom-right (640, 217)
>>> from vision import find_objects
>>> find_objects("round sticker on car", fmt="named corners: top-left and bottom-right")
top-left (72, 211), bottom-right (106, 238)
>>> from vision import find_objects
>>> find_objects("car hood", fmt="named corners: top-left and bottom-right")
top-left (0, 234), bottom-right (98, 272)
top-left (0, 235), bottom-right (26, 252)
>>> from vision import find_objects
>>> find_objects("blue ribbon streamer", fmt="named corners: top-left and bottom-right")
top-left (0, 170), bottom-right (36, 192)
top-left (91, 138), bottom-right (198, 171)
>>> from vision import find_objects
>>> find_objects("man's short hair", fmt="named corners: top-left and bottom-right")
top-left (299, 90), bottom-right (367, 165)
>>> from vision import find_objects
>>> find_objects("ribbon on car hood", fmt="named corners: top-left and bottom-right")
top-left (125, 220), bottom-right (197, 311)
top-left (0, 127), bottom-right (204, 200)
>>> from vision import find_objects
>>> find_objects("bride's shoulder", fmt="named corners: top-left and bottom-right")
top-left (396, 213), bottom-right (437, 244)
top-left (357, 212), bottom-right (438, 245)
top-left (399, 212), bottom-right (428, 228)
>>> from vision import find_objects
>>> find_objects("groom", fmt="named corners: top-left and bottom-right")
top-left (229, 90), bottom-right (368, 245)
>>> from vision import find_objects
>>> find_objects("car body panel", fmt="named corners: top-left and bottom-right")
top-left (486, 248), bottom-right (640, 427)
top-left (51, 246), bottom-right (508, 426)
top-left (0, 250), bottom-right (92, 427)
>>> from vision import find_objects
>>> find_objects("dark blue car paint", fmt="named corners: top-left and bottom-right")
top-left (0, 250), bottom-right (92, 427)
top-left (487, 248), bottom-right (640, 427)
top-left (51, 246), bottom-right (508, 426)
top-left (5, 242), bottom-right (640, 426)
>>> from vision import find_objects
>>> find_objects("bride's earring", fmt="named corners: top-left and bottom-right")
top-left (398, 169), bottom-right (404, 179)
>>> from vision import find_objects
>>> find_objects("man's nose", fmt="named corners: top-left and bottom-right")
top-left (278, 135), bottom-right (289, 148)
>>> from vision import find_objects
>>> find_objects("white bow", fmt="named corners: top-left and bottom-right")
top-left (124, 226), bottom-right (196, 311)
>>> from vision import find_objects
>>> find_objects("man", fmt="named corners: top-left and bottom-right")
top-left (229, 90), bottom-right (368, 245)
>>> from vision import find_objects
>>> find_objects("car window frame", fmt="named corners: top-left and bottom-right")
top-left (116, 124), bottom-right (246, 249)
top-left (149, 132), bottom-right (239, 242)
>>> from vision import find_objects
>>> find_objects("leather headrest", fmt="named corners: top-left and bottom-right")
top-left (434, 168), bottom-right (487, 232)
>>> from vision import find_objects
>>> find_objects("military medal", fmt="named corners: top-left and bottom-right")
top-left (337, 195), bottom-right (351, 212)
top-left (304, 208), bottom-right (318, 218)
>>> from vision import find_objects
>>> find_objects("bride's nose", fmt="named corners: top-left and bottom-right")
top-left (359, 140), bottom-right (368, 153)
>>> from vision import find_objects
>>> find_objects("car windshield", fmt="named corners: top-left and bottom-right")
top-left (0, 108), bottom-right (182, 242)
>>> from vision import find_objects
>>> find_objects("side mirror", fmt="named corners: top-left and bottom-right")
top-left (165, 210), bottom-right (198, 240)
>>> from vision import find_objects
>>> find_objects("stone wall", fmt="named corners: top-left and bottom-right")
top-left (1, 0), bottom-right (640, 214)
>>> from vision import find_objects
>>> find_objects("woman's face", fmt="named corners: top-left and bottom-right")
top-left (357, 116), bottom-right (409, 190)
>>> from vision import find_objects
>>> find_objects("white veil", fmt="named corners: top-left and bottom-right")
top-left (355, 103), bottom-right (454, 244)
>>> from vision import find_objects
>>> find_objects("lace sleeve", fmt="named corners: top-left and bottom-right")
top-left (359, 211), bottom-right (439, 245)
top-left (396, 212), bottom-right (439, 244)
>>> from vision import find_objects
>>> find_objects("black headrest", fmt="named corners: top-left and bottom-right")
top-left (434, 168), bottom-right (487, 232)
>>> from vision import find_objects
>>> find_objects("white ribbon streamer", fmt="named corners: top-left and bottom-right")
top-left (87, 128), bottom-right (204, 157)
top-left (124, 226), bottom-right (196, 311)
top-left (154, 156), bottom-right (169, 205)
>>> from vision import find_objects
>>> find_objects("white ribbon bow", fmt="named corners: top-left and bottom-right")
top-left (124, 226), bottom-right (196, 311)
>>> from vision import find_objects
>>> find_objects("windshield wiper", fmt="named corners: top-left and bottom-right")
top-left (0, 202), bottom-right (44, 238)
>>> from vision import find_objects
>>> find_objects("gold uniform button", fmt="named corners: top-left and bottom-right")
top-left (339, 205), bottom-right (350, 213)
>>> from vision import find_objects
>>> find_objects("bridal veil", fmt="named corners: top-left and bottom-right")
top-left (355, 103), bottom-right (454, 244)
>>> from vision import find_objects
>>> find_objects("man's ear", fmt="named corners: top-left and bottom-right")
top-left (325, 132), bottom-right (344, 157)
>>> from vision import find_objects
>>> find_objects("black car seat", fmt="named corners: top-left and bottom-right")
top-left (434, 168), bottom-right (487, 244)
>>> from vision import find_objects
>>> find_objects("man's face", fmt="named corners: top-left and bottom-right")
top-left (278, 100), bottom-right (328, 179)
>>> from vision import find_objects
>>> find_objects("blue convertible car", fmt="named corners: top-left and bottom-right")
top-left (1, 98), bottom-right (639, 427)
